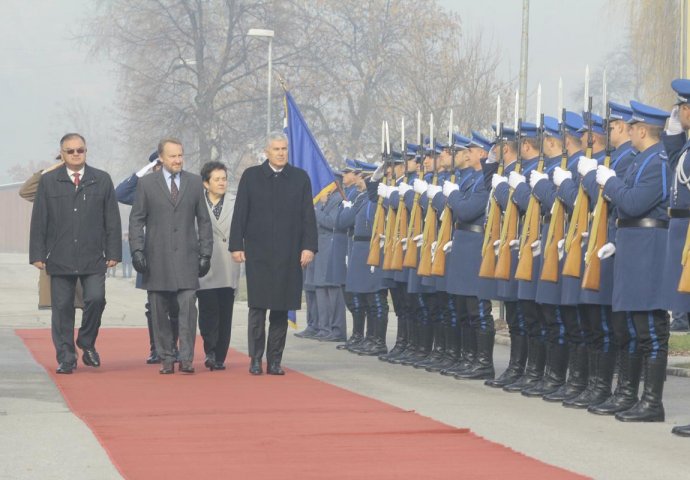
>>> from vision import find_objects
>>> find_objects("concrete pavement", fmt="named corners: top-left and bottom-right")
top-left (2, 252), bottom-right (690, 479)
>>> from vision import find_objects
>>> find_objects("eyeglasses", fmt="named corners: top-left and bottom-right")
top-left (63, 148), bottom-right (86, 155)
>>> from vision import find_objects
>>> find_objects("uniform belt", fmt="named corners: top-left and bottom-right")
top-left (616, 218), bottom-right (669, 229)
top-left (668, 208), bottom-right (690, 218)
top-left (353, 235), bottom-right (372, 242)
top-left (454, 222), bottom-right (484, 234)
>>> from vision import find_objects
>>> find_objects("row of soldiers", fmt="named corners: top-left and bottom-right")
top-left (297, 77), bottom-right (690, 437)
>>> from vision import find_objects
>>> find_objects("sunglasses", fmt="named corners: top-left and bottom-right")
top-left (63, 148), bottom-right (86, 155)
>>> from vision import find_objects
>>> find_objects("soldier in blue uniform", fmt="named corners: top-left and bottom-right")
top-left (492, 122), bottom-right (548, 392)
top-left (595, 100), bottom-right (671, 422)
top-left (579, 103), bottom-right (640, 416)
top-left (379, 145), bottom-right (421, 362)
top-left (523, 116), bottom-right (572, 398)
top-left (441, 132), bottom-right (496, 379)
top-left (336, 162), bottom-right (390, 356)
top-left (546, 112), bottom-right (591, 403)
top-left (484, 126), bottom-right (530, 388)
top-left (662, 79), bottom-right (690, 435)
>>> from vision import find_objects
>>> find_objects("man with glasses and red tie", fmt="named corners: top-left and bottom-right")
top-left (29, 133), bottom-right (122, 374)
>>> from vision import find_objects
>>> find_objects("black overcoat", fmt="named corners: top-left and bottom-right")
top-left (29, 164), bottom-right (121, 275)
top-left (229, 161), bottom-right (318, 310)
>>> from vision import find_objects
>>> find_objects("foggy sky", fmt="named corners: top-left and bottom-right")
top-left (1, 0), bottom-right (635, 184)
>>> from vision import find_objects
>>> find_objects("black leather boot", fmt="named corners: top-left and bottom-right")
top-left (564, 349), bottom-right (616, 409)
top-left (615, 356), bottom-right (666, 422)
top-left (441, 324), bottom-right (476, 376)
top-left (338, 310), bottom-right (366, 351)
top-left (426, 323), bottom-right (458, 372)
top-left (401, 323), bottom-right (433, 366)
top-left (485, 334), bottom-right (528, 388)
top-left (589, 351), bottom-right (643, 415)
top-left (523, 343), bottom-right (568, 397)
top-left (455, 330), bottom-right (495, 380)
top-left (503, 337), bottom-right (545, 393)
top-left (544, 343), bottom-right (588, 402)
top-left (414, 322), bottom-right (445, 368)
top-left (378, 312), bottom-right (407, 360)
top-left (388, 317), bottom-right (418, 364)
top-left (359, 313), bottom-right (388, 356)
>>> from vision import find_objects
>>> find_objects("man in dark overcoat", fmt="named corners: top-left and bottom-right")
top-left (129, 138), bottom-right (213, 374)
top-left (229, 131), bottom-right (318, 375)
top-left (29, 133), bottom-right (121, 374)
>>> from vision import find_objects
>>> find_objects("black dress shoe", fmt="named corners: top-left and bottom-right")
top-left (81, 348), bottom-right (101, 368)
top-left (159, 363), bottom-right (174, 374)
top-left (204, 353), bottom-right (216, 370)
top-left (213, 362), bottom-right (226, 371)
top-left (294, 328), bottom-right (318, 338)
top-left (172, 346), bottom-right (181, 364)
top-left (179, 363), bottom-right (195, 374)
top-left (56, 362), bottom-right (76, 374)
top-left (249, 358), bottom-right (263, 375)
top-left (672, 424), bottom-right (690, 437)
top-left (146, 350), bottom-right (161, 364)
top-left (319, 334), bottom-right (347, 342)
top-left (267, 364), bottom-right (285, 375)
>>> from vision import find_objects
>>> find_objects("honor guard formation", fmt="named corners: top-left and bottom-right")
top-left (295, 76), bottom-right (690, 437)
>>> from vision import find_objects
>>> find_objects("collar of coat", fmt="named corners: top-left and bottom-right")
top-left (261, 160), bottom-right (290, 177)
top-left (56, 163), bottom-right (98, 187)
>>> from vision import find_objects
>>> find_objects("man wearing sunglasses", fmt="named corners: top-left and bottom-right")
top-left (29, 133), bottom-right (122, 374)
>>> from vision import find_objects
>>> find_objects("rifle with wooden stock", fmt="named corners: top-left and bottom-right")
top-left (679, 225), bottom-right (690, 293)
top-left (581, 104), bottom-right (611, 290)
top-left (540, 108), bottom-right (568, 282)
top-left (367, 121), bottom-right (390, 267)
top-left (516, 113), bottom-right (545, 281)
top-left (494, 119), bottom-right (522, 280)
top-left (381, 164), bottom-right (398, 270)
top-left (402, 145), bottom-right (424, 268)
top-left (562, 96), bottom-right (594, 278)
top-left (390, 130), bottom-right (410, 271)
top-left (417, 144), bottom-right (439, 277)
top-left (431, 137), bottom-right (456, 276)
top-left (479, 123), bottom-right (504, 279)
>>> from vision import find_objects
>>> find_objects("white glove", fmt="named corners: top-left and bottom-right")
top-left (508, 171), bottom-right (526, 189)
top-left (491, 174), bottom-right (508, 189)
top-left (443, 180), bottom-right (459, 197)
top-left (493, 239), bottom-right (501, 256)
top-left (377, 183), bottom-right (389, 198)
top-left (427, 184), bottom-right (442, 199)
top-left (553, 167), bottom-right (572, 187)
top-left (596, 165), bottom-right (616, 186)
top-left (413, 234), bottom-right (424, 247)
top-left (486, 147), bottom-right (498, 164)
top-left (342, 200), bottom-right (353, 209)
top-left (509, 239), bottom-right (519, 250)
top-left (379, 234), bottom-right (385, 248)
top-left (531, 240), bottom-right (541, 257)
top-left (667, 105), bottom-right (683, 135)
top-left (577, 156), bottom-right (598, 176)
top-left (431, 241), bottom-right (438, 260)
top-left (398, 183), bottom-right (413, 196)
top-left (598, 242), bottom-right (616, 259)
top-left (401, 237), bottom-right (408, 251)
top-left (529, 170), bottom-right (548, 189)
top-left (413, 179), bottom-right (428, 194)
top-left (557, 238), bottom-right (565, 261)
top-left (443, 241), bottom-right (453, 253)
top-left (371, 161), bottom-right (385, 182)
top-left (136, 161), bottom-right (158, 178)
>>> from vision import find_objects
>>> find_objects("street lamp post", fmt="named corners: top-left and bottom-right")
top-left (247, 28), bottom-right (275, 135)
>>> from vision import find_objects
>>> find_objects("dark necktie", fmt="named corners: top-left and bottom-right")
top-left (72, 172), bottom-right (80, 188)
top-left (170, 174), bottom-right (179, 203)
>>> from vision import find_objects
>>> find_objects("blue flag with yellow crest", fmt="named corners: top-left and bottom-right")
top-left (284, 90), bottom-right (337, 204)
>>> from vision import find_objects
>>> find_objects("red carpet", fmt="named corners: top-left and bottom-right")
top-left (18, 328), bottom-right (587, 479)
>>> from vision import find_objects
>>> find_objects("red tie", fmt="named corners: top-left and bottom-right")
top-left (73, 172), bottom-right (80, 187)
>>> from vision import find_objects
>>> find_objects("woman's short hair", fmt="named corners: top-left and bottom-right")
top-left (200, 161), bottom-right (227, 182)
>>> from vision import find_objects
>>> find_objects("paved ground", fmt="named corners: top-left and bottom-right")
top-left (2, 252), bottom-right (690, 479)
